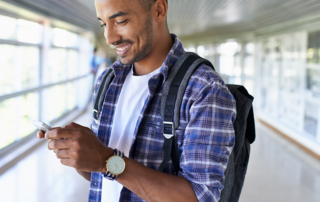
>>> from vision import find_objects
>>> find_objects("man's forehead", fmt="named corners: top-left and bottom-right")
top-left (95, 0), bottom-right (142, 19)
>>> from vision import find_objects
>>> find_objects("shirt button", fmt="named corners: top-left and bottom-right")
top-left (94, 183), bottom-right (97, 186)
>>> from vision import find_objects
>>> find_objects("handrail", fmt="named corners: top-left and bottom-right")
top-left (0, 74), bottom-right (91, 102)
top-left (51, 45), bottom-right (79, 50)
top-left (0, 39), bottom-right (41, 46)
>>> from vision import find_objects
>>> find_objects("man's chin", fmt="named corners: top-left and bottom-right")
top-left (119, 56), bottom-right (135, 65)
top-left (118, 50), bottom-right (148, 65)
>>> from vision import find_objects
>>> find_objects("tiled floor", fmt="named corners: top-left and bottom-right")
top-left (0, 110), bottom-right (92, 202)
top-left (1, 110), bottom-right (320, 202)
top-left (239, 121), bottom-right (320, 202)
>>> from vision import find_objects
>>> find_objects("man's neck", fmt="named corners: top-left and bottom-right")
top-left (133, 33), bottom-right (173, 76)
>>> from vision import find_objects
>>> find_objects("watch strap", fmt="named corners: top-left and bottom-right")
top-left (114, 149), bottom-right (124, 158)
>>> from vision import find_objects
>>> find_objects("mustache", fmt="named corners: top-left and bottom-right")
top-left (113, 39), bottom-right (133, 46)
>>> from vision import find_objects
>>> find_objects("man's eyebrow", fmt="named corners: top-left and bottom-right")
top-left (109, 12), bottom-right (129, 20)
top-left (97, 12), bottom-right (129, 22)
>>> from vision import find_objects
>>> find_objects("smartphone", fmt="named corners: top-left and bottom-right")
top-left (32, 120), bottom-right (52, 133)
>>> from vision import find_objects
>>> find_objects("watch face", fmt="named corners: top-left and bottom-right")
top-left (107, 156), bottom-right (125, 175)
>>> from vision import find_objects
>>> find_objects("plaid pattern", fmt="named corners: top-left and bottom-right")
top-left (89, 34), bottom-right (236, 202)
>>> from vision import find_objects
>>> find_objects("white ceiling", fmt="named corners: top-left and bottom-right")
top-left (3, 0), bottom-right (320, 41)
top-left (167, 0), bottom-right (320, 39)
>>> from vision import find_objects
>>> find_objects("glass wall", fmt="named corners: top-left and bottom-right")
top-left (306, 31), bottom-right (320, 137)
top-left (0, 14), bottom-right (93, 150)
top-left (257, 30), bottom-right (320, 145)
top-left (259, 32), bottom-right (307, 132)
top-left (185, 41), bottom-right (256, 96)
top-left (257, 31), bottom-right (320, 140)
top-left (185, 30), bottom-right (320, 148)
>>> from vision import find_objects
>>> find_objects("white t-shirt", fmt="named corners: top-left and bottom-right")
top-left (101, 66), bottom-right (161, 202)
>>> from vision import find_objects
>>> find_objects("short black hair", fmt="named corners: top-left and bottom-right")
top-left (138, 0), bottom-right (168, 12)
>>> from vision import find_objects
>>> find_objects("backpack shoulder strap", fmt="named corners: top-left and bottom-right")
top-left (93, 68), bottom-right (115, 124)
top-left (158, 52), bottom-right (214, 173)
top-left (160, 52), bottom-right (214, 130)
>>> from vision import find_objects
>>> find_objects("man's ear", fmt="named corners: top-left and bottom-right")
top-left (154, 0), bottom-right (167, 22)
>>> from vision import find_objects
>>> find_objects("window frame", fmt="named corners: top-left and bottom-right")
top-left (0, 15), bottom-right (93, 152)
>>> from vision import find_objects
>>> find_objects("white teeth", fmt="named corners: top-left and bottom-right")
top-left (117, 45), bottom-right (129, 52)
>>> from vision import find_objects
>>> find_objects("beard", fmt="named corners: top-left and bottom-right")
top-left (118, 15), bottom-right (153, 65)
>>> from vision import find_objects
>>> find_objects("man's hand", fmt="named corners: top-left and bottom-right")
top-left (37, 123), bottom-right (198, 201)
top-left (42, 122), bottom-right (113, 173)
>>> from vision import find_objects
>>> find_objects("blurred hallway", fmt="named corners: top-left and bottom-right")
top-left (1, 109), bottom-right (320, 202)
top-left (1, 0), bottom-right (320, 201)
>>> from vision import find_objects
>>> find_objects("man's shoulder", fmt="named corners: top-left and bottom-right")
top-left (183, 63), bottom-right (236, 104)
top-left (189, 63), bottom-right (226, 89)
top-left (183, 63), bottom-right (237, 121)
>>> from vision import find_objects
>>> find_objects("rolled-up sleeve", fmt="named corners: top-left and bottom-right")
top-left (178, 79), bottom-right (237, 202)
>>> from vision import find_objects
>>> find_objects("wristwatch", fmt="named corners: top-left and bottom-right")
top-left (103, 149), bottom-right (126, 180)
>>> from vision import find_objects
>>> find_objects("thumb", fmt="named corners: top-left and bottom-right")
top-left (37, 130), bottom-right (45, 139)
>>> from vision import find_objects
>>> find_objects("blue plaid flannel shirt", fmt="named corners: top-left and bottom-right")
top-left (89, 34), bottom-right (236, 202)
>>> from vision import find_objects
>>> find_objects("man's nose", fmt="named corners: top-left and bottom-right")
top-left (104, 25), bottom-right (121, 45)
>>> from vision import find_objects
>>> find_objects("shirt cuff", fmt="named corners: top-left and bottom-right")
top-left (178, 172), bottom-right (222, 202)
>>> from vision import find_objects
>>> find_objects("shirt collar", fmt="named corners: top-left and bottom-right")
top-left (111, 34), bottom-right (185, 82)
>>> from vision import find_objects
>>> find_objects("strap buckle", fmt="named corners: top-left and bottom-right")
top-left (93, 109), bottom-right (99, 124)
top-left (163, 121), bottom-right (174, 139)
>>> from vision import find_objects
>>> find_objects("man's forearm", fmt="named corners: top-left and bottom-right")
top-left (116, 158), bottom-right (198, 202)
top-left (77, 170), bottom-right (91, 181)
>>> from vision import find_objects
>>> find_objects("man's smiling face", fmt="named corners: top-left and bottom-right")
top-left (95, 0), bottom-right (154, 65)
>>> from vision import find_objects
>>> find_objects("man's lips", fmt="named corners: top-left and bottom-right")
top-left (115, 44), bottom-right (131, 55)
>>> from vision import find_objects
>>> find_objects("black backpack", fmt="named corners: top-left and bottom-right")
top-left (93, 52), bottom-right (256, 202)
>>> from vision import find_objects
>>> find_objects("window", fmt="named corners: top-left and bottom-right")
top-left (52, 28), bottom-right (78, 48)
top-left (0, 15), bottom-right (93, 151)
top-left (218, 42), bottom-right (242, 84)
top-left (16, 19), bottom-right (42, 44)
top-left (0, 15), bottom-right (42, 44)
top-left (0, 93), bottom-right (38, 149)
top-left (0, 45), bottom-right (39, 96)
top-left (0, 15), bottom-right (16, 40)
top-left (0, 44), bottom-right (16, 96)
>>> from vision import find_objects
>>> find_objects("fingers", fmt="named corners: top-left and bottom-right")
top-left (64, 122), bottom-right (91, 131)
top-left (45, 128), bottom-right (75, 139)
top-left (37, 130), bottom-right (45, 139)
top-left (47, 140), bottom-right (57, 153)
top-left (60, 159), bottom-right (75, 168)
top-left (45, 124), bottom-right (91, 140)
top-left (64, 122), bottom-right (82, 129)
top-left (48, 139), bottom-right (74, 150)
top-left (38, 127), bottom-right (61, 139)
top-left (56, 149), bottom-right (71, 159)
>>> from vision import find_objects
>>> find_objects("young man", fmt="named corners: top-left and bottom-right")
top-left (38, 0), bottom-right (236, 201)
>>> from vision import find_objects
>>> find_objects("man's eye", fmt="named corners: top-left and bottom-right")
top-left (100, 23), bottom-right (106, 28)
top-left (117, 19), bottom-right (128, 25)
